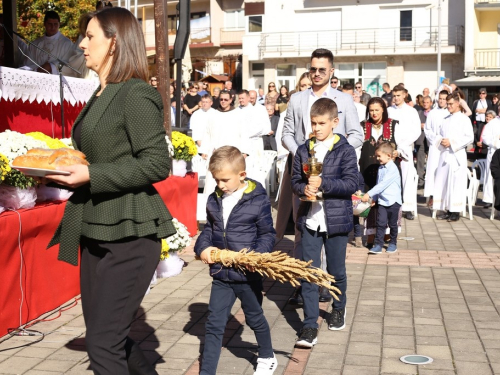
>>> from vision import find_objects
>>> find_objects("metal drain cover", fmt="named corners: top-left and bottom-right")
top-left (400, 355), bottom-right (433, 365)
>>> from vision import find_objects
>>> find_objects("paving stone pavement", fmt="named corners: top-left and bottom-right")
top-left (1, 201), bottom-right (500, 374)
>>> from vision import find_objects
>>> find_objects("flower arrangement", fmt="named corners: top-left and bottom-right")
top-left (171, 131), bottom-right (197, 161)
top-left (0, 153), bottom-right (11, 184)
top-left (0, 130), bottom-right (48, 163)
top-left (26, 132), bottom-right (67, 149)
top-left (160, 238), bottom-right (171, 260)
top-left (160, 218), bottom-right (191, 260)
top-left (60, 138), bottom-right (74, 149)
top-left (165, 135), bottom-right (174, 158)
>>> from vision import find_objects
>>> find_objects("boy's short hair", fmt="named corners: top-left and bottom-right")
top-left (310, 97), bottom-right (338, 120)
top-left (375, 141), bottom-right (394, 155)
top-left (392, 84), bottom-right (406, 93)
top-left (208, 146), bottom-right (246, 174)
top-left (439, 90), bottom-right (449, 97)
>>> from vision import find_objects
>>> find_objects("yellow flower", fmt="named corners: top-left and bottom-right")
top-left (26, 132), bottom-right (67, 149)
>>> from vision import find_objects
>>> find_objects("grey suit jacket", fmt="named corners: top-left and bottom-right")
top-left (282, 88), bottom-right (363, 155)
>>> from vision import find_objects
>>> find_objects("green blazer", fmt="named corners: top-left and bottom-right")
top-left (48, 79), bottom-right (176, 265)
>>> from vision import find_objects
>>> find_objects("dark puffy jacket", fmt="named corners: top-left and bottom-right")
top-left (291, 134), bottom-right (358, 235)
top-left (194, 179), bottom-right (276, 282)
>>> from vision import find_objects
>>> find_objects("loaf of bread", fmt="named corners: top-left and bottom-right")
top-left (12, 154), bottom-right (54, 169)
top-left (26, 148), bottom-right (55, 157)
top-left (48, 148), bottom-right (86, 164)
top-left (53, 155), bottom-right (89, 167)
top-left (12, 148), bottom-right (89, 170)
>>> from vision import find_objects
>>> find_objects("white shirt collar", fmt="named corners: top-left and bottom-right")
top-left (309, 85), bottom-right (331, 99)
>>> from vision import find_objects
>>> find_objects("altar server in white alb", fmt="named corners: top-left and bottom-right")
top-left (199, 90), bottom-right (250, 194)
top-left (388, 84), bottom-right (422, 220)
top-left (433, 92), bottom-right (474, 222)
top-left (237, 90), bottom-right (270, 160)
top-left (19, 11), bottom-right (81, 77)
top-left (424, 90), bottom-right (450, 200)
top-left (481, 112), bottom-right (500, 207)
top-left (190, 94), bottom-right (216, 147)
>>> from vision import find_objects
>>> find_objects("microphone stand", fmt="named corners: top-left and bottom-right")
top-left (1, 23), bottom-right (81, 138)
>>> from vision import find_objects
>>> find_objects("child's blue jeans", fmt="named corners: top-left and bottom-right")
top-left (200, 279), bottom-right (273, 375)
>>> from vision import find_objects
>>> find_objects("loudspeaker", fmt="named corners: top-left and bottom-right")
top-left (174, 0), bottom-right (191, 60)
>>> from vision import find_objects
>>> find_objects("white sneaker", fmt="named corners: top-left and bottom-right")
top-left (254, 354), bottom-right (278, 375)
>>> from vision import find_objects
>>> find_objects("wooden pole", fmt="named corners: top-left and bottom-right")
top-left (153, 0), bottom-right (171, 135)
top-left (2, 0), bottom-right (18, 68)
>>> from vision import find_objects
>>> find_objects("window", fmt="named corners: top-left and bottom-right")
top-left (225, 10), bottom-right (245, 29)
top-left (249, 16), bottom-right (262, 33)
top-left (400, 10), bottom-right (412, 41)
top-left (276, 64), bottom-right (296, 91)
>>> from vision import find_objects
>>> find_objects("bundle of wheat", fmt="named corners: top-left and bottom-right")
top-left (209, 248), bottom-right (340, 299)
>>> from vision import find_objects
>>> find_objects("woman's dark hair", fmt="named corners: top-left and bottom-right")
top-left (78, 12), bottom-right (93, 37)
top-left (454, 87), bottom-right (466, 100)
top-left (366, 97), bottom-right (389, 124)
top-left (91, 7), bottom-right (149, 84)
top-left (280, 85), bottom-right (289, 96)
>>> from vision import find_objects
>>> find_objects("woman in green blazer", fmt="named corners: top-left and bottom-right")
top-left (46, 8), bottom-right (174, 374)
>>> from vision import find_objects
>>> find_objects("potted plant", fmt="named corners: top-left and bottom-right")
top-left (170, 131), bottom-right (197, 177)
top-left (156, 218), bottom-right (191, 278)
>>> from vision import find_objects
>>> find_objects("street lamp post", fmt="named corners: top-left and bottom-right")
top-left (437, 0), bottom-right (442, 88)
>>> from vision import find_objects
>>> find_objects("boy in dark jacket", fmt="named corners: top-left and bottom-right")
top-left (195, 146), bottom-right (277, 375)
top-left (291, 98), bottom-right (358, 348)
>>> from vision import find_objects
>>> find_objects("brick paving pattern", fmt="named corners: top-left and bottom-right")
top-left (1, 203), bottom-right (500, 374)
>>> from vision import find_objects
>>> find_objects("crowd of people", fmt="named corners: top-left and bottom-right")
top-left (11, 6), bottom-right (500, 375)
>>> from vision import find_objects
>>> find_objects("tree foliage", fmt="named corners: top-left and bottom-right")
top-left (1, 0), bottom-right (96, 42)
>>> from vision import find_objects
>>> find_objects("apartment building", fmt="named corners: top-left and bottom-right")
top-left (456, 0), bottom-right (500, 101)
top-left (117, 0), bottom-right (246, 82)
top-left (241, 0), bottom-right (465, 98)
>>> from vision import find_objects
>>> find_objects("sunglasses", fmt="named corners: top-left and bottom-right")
top-left (356, 86), bottom-right (362, 89)
top-left (331, 81), bottom-right (338, 84)
top-left (309, 67), bottom-right (328, 76)
top-left (269, 85), bottom-right (275, 87)
top-left (480, 92), bottom-right (486, 95)
top-left (220, 98), bottom-right (231, 102)
top-left (151, 78), bottom-right (157, 81)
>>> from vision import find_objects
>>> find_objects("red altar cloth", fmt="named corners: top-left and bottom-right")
top-left (154, 172), bottom-right (198, 236)
top-left (0, 99), bottom-right (83, 138)
top-left (0, 174), bottom-right (198, 336)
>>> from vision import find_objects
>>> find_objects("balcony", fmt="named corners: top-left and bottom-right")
top-left (474, 49), bottom-right (500, 70)
top-left (258, 26), bottom-right (464, 59)
top-left (220, 28), bottom-right (245, 45)
top-left (475, 0), bottom-right (500, 9)
top-left (143, 24), bottom-right (212, 50)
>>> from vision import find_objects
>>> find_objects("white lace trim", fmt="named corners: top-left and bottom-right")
top-left (0, 66), bottom-right (98, 106)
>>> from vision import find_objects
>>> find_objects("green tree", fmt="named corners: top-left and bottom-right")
top-left (1, 0), bottom-right (95, 42)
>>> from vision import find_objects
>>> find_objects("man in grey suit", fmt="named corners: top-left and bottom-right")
top-left (282, 48), bottom-right (363, 154)
top-left (280, 48), bottom-right (363, 305)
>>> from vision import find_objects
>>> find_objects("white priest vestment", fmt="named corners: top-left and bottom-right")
top-left (423, 107), bottom-right (449, 197)
top-left (200, 108), bottom-right (249, 194)
top-left (388, 104), bottom-right (421, 211)
top-left (20, 32), bottom-right (81, 77)
top-left (432, 112), bottom-right (474, 213)
top-left (190, 107), bottom-right (215, 145)
top-left (481, 118), bottom-right (500, 204)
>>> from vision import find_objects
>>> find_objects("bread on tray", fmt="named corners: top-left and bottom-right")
top-left (12, 148), bottom-right (89, 170)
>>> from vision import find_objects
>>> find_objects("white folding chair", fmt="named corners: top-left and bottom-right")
top-left (463, 169), bottom-right (477, 221)
top-left (472, 159), bottom-right (487, 188)
top-left (491, 192), bottom-right (496, 220)
top-left (191, 154), bottom-right (208, 189)
top-left (261, 151), bottom-right (278, 195)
